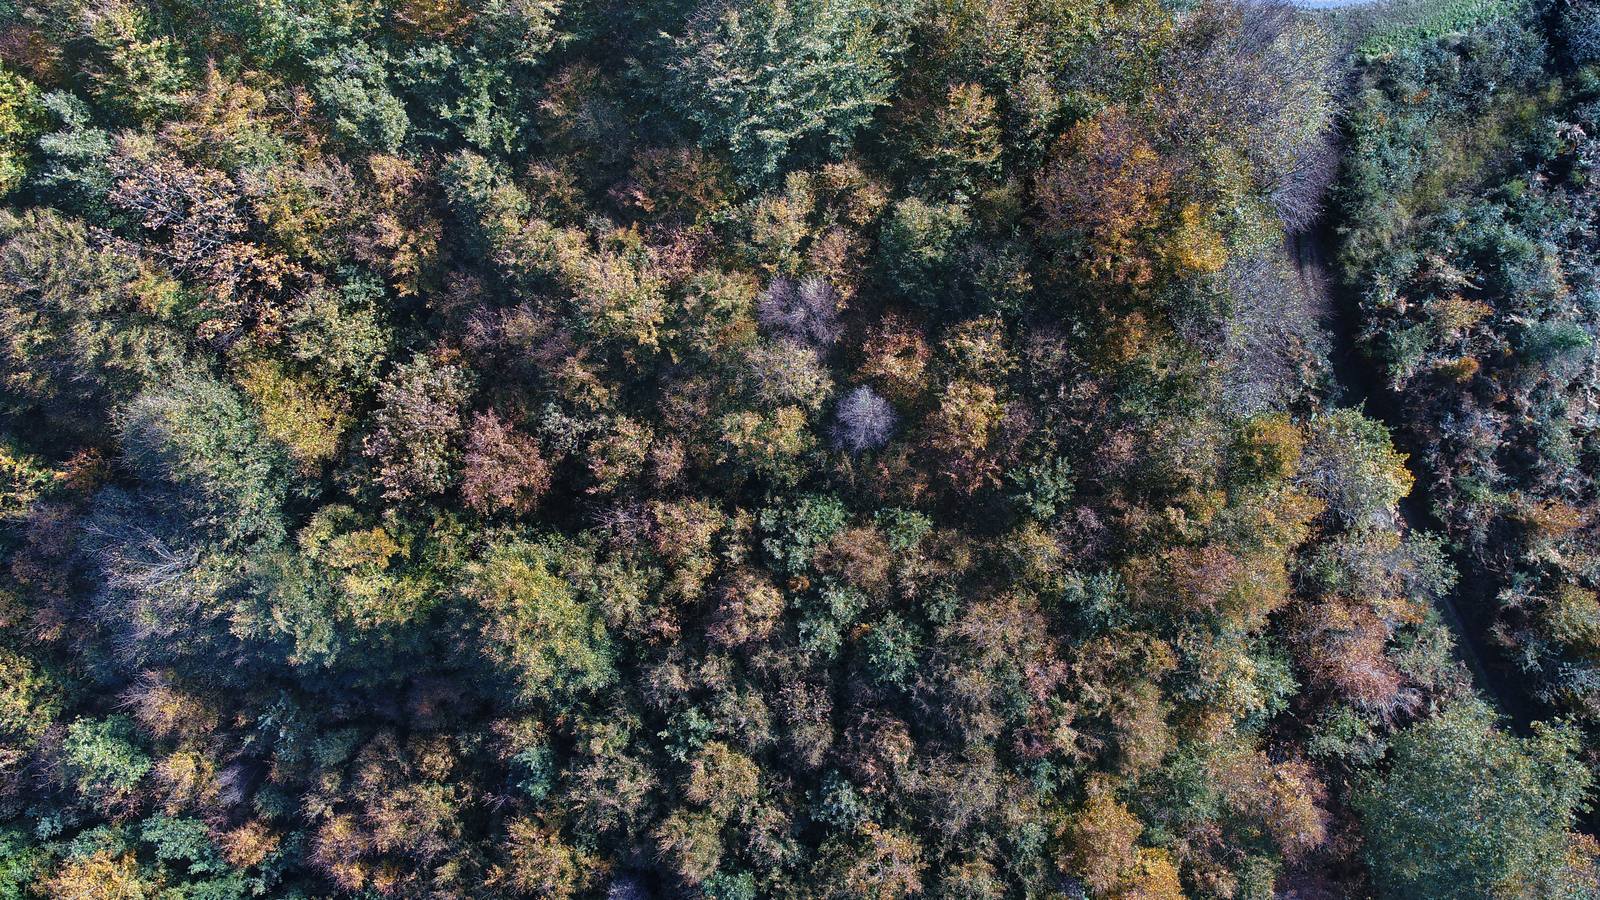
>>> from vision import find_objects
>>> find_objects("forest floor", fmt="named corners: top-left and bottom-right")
top-left (1289, 227), bottom-right (1540, 732)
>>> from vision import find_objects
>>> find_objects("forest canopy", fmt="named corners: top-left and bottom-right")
top-left (0, 0), bottom-right (1596, 897)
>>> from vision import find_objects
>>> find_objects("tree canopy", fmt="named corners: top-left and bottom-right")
top-left (0, 0), bottom-right (1594, 897)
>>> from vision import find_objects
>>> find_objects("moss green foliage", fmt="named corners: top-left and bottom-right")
top-left (0, 0), bottom-right (1590, 897)
top-left (60, 716), bottom-right (152, 808)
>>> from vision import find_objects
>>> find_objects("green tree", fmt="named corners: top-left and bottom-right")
top-left (666, 0), bottom-right (904, 183)
top-left (312, 44), bottom-right (409, 153)
top-left (119, 373), bottom-right (291, 546)
top-left (0, 827), bottom-right (43, 898)
top-left (76, 0), bottom-right (193, 123)
top-left (1355, 700), bottom-right (1594, 900)
top-left (0, 209), bottom-right (185, 437)
top-left (60, 715), bottom-right (152, 811)
top-left (876, 197), bottom-right (969, 309)
top-left (460, 538), bottom-right (615, 708)
top-left (31, 91), bottom-right (117, 219)
top-left (0, 647), bottom-right (62, 748)
top-left (0, 67), bottom-right (43, 195)
top-left (1300, 409), bottom-right (1414, 529)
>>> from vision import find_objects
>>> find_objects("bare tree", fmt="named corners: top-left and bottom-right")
top-left (79, 487), bottom-right (218, 669)
top-left (758, 275), bottom-right (842, 348)
top-left (462, 410), bottom-right (551, 516)
top-left (832, 385), bottom-right (897, 454)
top-left (607, 873), bottom-right (653, 900)
top-left (744, 339), bottom-right (834, 411)
top-left (365, 353), bottom-right (473, 501)
top-left (1158, 0), bottom-right (1338, 231)
top-left (1218, 248), bottom-right (1331, 416)
top-left (1269, 131), bottom-right (1339, 233)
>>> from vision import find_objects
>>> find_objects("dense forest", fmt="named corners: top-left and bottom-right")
top-left (0, 0), bottom-right (1596, 896)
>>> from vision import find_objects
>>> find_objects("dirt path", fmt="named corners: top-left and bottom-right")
top-left (1289, 229), bottom-right (1538, 730)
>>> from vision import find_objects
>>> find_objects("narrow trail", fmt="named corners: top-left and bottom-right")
top-left (1288, 228), bottom-right (1539, 732)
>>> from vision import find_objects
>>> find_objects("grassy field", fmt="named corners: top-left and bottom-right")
top-left (1312, 0), bottom-right (1523, 58)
